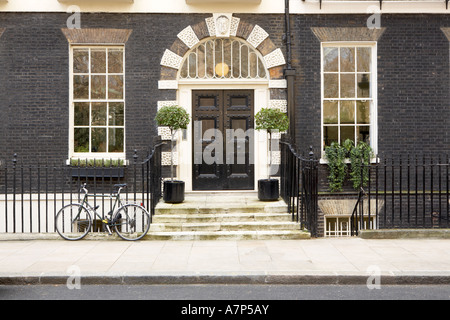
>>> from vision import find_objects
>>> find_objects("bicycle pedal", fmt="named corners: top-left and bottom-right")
top-left (105, 224), bottom-right (113, 235)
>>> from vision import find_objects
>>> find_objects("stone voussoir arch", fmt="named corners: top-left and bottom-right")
top-left (158, 14), bottom-right (287, 89)
top-left (156, 14), bottom-right (288, 163)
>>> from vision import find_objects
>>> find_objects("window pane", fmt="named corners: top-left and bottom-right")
top-left (109, 102), bottom-right (124, 126)
top-left (232, 41), bottom-right (241, 78)
top-left (74, 128), bottom-right (89, 153)
top-left (340, 101), bottom-right (355, 124)
top-left (357, 101), bottom-right (370, 124)
top-left (340, 47), bottom-right (355, 72)
top-left (240, 45), bottom-right (249, 78)
top-left (108, 49), bottom-right (123, 74)
top-left (357, 47), bottom-right (371, 73)
top-left (91, 49), bottom-right (106, 74)
top-left (108, 128), bottom-right (124, 153)
top-left (357, 73), bottom-right (371, 98)
top-left (108, 75), bottom-right (123, 100)
top-left (91, 102), bottom-right (107, 126)
top-left (91, 75), bottom-right (106, 99)
top-left (91, 128), bottom-right (107, 153)
top-left (323, 101), bottom-right (338, 124)
top-left (74, 102), bottom-right (89, 126)
top-left (73, 75), bottom-right (89, 99)
top-left (340, 74), bottom-right (355, 98)
top-left (205, 41), bottom-right (215, 78)
top-left (197, 45), bottom-right (206, 79)
top-left (249, 52), bottom-right (258, 79)
top-left (340, 126), bottom-right (355, 145)
top-left (323, 47), bottom-right (338, 72)
top-left (324, 126), bottom-right (338, 147)
top-left (223, 40), bottom-right (232, 79)
top-left (73, 49), bottom-right (89, 73)
top-left (357, 126), bottom-right (370, 144)
top-left (324, 74), bottom-right (338, 98)
top-left (188, 53), bottom-right (196, 78)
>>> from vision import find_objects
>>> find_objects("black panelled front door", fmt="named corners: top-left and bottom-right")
top-left (192, 90), bottom-right (254, 190)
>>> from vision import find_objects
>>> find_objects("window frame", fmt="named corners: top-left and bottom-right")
top-left (68, 45), bottom-right (126, 161)
top-left (178, 37), bottom-right (269, 83)
top-left (320, 41), bottom-right (378, 161)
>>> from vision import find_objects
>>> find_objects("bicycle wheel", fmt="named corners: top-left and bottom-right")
top-left (55, 203), bottom-right (92, 241)
top-left (113, 204), bottom-right (150, 241)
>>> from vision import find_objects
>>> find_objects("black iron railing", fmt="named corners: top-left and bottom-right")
top-left (351, 154), bottom-right (450, 235)
top-left (0, 142), bottom-right (163, 233)
top-left (280, 138), bottom-right (319, 237)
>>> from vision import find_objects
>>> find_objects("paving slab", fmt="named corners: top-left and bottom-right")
top-left (1, 238), bottom-right (450, 285)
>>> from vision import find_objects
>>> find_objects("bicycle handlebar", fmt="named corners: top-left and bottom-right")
top-left (80, 183), bottom-right (127, 195)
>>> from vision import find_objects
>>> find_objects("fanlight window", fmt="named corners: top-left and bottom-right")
top-left (179, 38), bottom-right (267, 80)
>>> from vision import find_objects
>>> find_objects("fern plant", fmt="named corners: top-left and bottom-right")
top-left (325, 139), bottom-right (373, 192)
top-left (324, 142), bottom-right (347, 192)
top-left (348, 140), bottom-right (373, 190)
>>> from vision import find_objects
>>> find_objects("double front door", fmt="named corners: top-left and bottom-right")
top-left (192, 90), bottom-right (254, 190)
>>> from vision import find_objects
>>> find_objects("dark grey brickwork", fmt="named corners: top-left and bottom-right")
top-left (0, 13), bottom-right (448, 167)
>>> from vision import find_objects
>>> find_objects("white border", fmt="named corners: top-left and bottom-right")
top-left (0, 0), bottom-right (448, 14)
top-left (177, 83), bottom-right (270, 192)
top-left (320, 41), bottom-right (378, 160)
top-left (68, 45), bottom-right (126, 161)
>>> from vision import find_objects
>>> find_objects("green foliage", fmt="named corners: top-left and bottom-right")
top-left (348, 140), bottom-right (373, 190)
top-left (255, 108), bottom-right (289, 134)
top-left (155, 105), bottom-right (190, 182)
top-left (70, 159), bottom-right (124, 167)
top-left (324, 142), bottom-right (347, 192)
top-left (155, 105), bottom-right (190, 132)
top-left (324, 139), bottom-right (373, 192)
top-left (255, 108), bottom-right (289, 180)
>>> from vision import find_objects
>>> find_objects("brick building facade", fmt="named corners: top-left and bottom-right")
top-left (0, 2), bottom-right (449, 189)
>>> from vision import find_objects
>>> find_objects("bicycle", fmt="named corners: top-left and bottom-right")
top-left (55, 183), bottom-right (151, 241)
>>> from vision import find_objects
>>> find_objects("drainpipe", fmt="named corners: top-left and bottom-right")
top-left (284, 0), bottom-right (296, 144)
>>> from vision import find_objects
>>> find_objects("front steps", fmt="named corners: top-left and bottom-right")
top-left (146, 192), bottom-right (310, 240)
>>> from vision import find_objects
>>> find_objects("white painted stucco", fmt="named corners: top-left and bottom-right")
top-left (0, 0), bottom-right (448, 14)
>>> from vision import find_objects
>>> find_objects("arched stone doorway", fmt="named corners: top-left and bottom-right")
top-left (157, 14), bottom-right (288, 191)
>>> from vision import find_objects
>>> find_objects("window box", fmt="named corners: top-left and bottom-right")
top-left (69, 167), bottom-right (125, 178)
top-left (68, 158), bottom-right (126, 178)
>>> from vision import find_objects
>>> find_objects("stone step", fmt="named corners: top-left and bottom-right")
top-left (143, 230), bottom-right (311, 241)
top-left (149, 221), bottom-right (300, 232)
top-left (154, 204), bottom-right (289, 215)
top-left (151, 212), bottom-right (295, 223)
top-left (148, 195), bottom-right (307, 240)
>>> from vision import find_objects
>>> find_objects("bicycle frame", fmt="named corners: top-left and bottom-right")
top-left (76, 185), bottom-right (126, 228)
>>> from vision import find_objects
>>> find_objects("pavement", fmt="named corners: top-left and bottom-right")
top-left (1, 236), bottom-right (450, 285)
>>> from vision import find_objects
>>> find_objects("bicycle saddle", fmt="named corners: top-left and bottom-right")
top-left (114, 183), bottom-right (127, 188)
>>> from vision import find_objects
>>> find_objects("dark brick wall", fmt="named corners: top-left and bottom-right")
top-left (0, 13), bottom-right (448, 166)
top-left (292, 14), bottom-right (450, 157)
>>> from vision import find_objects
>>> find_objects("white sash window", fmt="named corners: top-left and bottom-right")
top-left (70, 46), bottom-right (125, 158)
top-left (321, 43), bottom-right (378, 154)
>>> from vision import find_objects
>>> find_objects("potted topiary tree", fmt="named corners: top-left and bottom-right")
top-left (255, 108), bottom-right (289, 201)
top-left (155, 105), bottom-right (190, 203)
